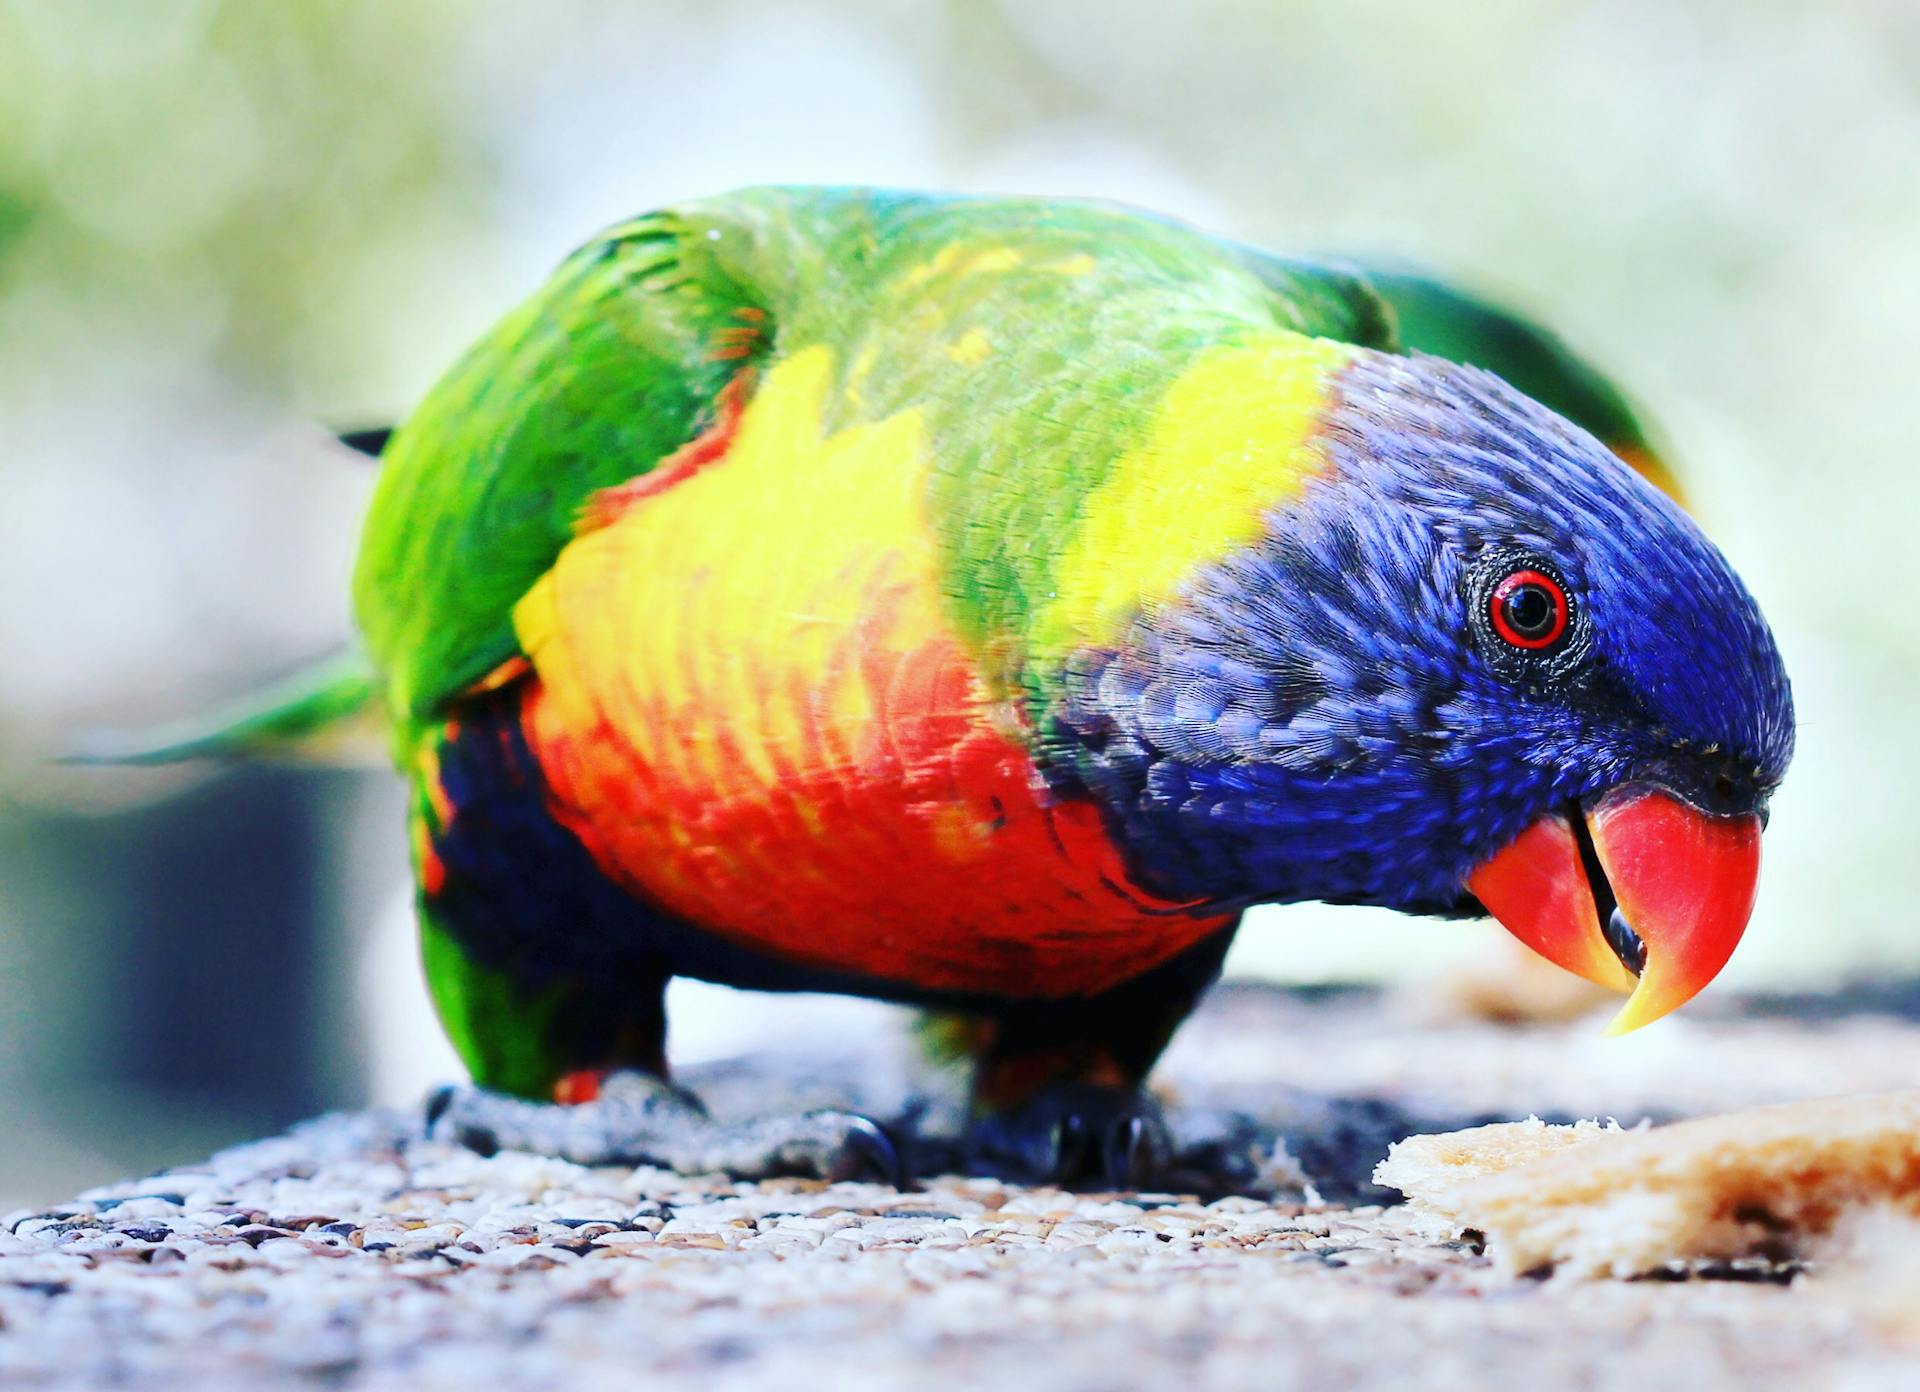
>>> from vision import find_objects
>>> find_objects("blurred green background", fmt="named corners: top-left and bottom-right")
top-left (3, 0), bottom-right (1917, 1207)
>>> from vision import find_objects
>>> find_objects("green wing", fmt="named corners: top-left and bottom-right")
top-left (1356, 266), bottom-right (1679, 498)
top-left (352, 209), bottom-right (766, 723)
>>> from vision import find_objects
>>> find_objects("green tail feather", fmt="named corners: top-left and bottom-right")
top-left (67, 648), bottom-right (382, 765)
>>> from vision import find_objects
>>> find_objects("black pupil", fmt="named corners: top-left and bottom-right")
top-left (1504, 583), bottom-right (1555, 637)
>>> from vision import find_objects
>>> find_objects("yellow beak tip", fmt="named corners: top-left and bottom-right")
top-left (1602, 985), bottom-right (1677, 1037)
top-left (1601, 1009), bottom-right (1643, 1038)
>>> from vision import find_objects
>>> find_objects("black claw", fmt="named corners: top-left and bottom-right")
top-left (1101, 1113), bottom-right (1168, 1189)
top-left (1049, 1112), bottom-right (1090, 1184)
top-left (458, 1124), bottom-right (501, 1159)
top-left (1103, 1115), bottom-right (1143, 1187)
top-left (828, 1114), bottom-right (904, 1187)
top-left (963, 1086), bottom-right (1172, 1188)
top-left (423, 1084), bottom-right (457, 1131)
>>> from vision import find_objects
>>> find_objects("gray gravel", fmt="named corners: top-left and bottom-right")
top-left (6, 985), bottom-right (1920, 1391)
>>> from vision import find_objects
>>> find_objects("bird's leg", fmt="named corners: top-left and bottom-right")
top-left (425, 1068), bottom-right (899, 1181)
top-left (961, 923), bottom-right (1239, 1187)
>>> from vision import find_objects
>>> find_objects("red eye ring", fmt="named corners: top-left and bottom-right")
top-left (1489, 569), bottom-right (1569, 649)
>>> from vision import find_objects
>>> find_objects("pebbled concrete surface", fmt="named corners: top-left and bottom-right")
top-left (5, 984), bottom-right (1920, 1391)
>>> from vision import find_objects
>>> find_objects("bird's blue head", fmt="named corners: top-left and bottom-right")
top-left (1056, 349), bottom-right (1794, 1031)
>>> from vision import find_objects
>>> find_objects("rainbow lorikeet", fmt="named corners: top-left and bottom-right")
top-left (152, 187), bottom-right (1795, 1183)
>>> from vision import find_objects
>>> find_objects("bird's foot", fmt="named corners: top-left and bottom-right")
top-left (963, 1083), bottom-right (1172, 1188)
top-left (423, 1070), bottom-right (901, 1183)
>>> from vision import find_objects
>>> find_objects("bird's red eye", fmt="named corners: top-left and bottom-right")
top-left (1489, 569), bottom-right (1569, 649)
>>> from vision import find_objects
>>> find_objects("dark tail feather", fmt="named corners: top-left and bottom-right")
top-left (336, 427), bottom-right (394, 459)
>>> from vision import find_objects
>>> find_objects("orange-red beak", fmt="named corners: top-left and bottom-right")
top-left (1466, 788), bottom-right (1763, 1034)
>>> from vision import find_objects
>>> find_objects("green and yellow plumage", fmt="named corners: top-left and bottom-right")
top-left (354, 190), bottom-right (1403, 730)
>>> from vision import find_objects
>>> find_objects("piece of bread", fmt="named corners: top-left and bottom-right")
top-left (1375, 1091), bottom-right (1920, 1277)
top-left (1374, 1116), bottom-right (1633, 1240)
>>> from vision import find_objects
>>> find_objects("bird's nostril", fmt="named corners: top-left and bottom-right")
top-left (1714, 773), bottom-right (1736, 802)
